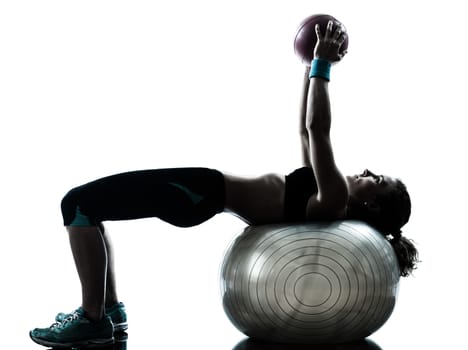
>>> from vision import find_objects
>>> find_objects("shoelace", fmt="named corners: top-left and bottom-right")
top-left (51, 311), bottom-right (80, 329)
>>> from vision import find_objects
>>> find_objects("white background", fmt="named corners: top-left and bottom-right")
top-left (1, 0), bottom-right (466, 348)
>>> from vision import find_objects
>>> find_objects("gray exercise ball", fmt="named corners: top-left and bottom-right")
top-left (220, 221), bottom-right (399, 344)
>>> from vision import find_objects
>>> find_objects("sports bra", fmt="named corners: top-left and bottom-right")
top-left (284, 167), bottom-right (317, 222)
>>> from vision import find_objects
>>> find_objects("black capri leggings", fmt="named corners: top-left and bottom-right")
top-left (61, 168), bottom-right (225, 228)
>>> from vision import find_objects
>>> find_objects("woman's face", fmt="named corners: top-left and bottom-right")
top-left (346, 169), bottom-right (397, 201)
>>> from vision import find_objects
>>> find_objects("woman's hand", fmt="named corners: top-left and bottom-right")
top-left (314, 20), bottom-right (348, 63)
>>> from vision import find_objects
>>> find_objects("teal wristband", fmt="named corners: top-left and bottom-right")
top-left (309, 58), bottom-right (331, 81)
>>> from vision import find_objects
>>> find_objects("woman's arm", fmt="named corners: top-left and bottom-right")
top-left (305, 21), bottom-right (348, 219)
top-left (306, 77), bottom-right (347, 218)
top-left (300, 67), bottom-right (312, 168)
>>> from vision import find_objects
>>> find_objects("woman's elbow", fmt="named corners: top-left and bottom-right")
top-left (306, 126), bottom-right (331, 142)
top-left (306, 116), bottom-right (330, 136)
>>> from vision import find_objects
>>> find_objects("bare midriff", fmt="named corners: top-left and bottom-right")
top-left (223, 172), bottom-right (286, 225)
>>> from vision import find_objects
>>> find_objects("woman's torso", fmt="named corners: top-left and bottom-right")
top-left (223, 167), bottom-right (317, 225)
top-left (223, 172), bottom-right (286, 225)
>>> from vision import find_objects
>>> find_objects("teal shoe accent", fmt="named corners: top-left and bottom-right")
top-left (105, 302), bottom-right (128, 332)
top-left (30, 309), bottom-right (114, 348)
top-left (56, 302), bottom-right (127, 333)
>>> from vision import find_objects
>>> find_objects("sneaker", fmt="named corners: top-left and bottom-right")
top-left (30, 309), bottom-right (114, 348)
top-left (56, 302), bottom-right (128, 332)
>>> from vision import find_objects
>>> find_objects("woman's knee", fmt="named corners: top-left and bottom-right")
top-left (61, 187), bottom-right (95, 227)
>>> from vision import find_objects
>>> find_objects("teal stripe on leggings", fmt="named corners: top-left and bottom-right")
top-left (69, 206), bottom-right (93, 226)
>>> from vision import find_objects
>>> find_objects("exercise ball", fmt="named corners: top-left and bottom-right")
top-left (220, 221), bottom-right (399, 344)
top-left (294, 14), bottom-right (349, 65)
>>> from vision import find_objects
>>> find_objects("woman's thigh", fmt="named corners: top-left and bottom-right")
top-left (61, 168), bottom-right (225, 227)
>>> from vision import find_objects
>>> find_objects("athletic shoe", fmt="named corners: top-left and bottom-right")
top-left (30, 309), bottom-right (114, 348)
top-left (56, 302), bottom-right (128, 332)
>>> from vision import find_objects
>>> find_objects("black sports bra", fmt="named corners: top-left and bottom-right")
top-left (284, 167), bottom-right (317, 222)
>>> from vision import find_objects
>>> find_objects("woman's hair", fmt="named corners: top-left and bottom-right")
top-left (347, 179), bottom-right (419, 277)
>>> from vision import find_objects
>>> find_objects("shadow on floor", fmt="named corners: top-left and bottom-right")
top-left (48, 331), bottom-right (128, 350)
top-left (232, 337), bottom-right (382, 350)
top-left (44, 332), bottom-right (381, 350)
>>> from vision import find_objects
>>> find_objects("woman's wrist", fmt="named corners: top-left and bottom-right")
top-left (309, 58), bottom-right (331, 81)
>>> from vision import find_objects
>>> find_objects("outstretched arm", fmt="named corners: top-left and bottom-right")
top-left (300, 67), bottom-right (312, 167)
top-left (305, 21), bottom-right (349, 219)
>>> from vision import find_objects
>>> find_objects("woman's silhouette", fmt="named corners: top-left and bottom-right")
top-left (30, 21), bottom-right (418, 348)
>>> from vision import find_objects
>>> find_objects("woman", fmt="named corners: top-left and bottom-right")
top-left (30, 21), bottom-right (418, 348)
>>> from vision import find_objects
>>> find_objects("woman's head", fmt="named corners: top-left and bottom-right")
top-left (346, 169), bottom-right (418, 277)
top-left (346, 169), bottom-right (410, 233)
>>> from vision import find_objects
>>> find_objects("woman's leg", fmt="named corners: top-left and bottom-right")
top-left (29, 225), bottom-right (113, 348)
top-left (66, 224), bottom-right (121, 321)
top-left (99, 224), bottom-right (119, 308)
top-left (31, 168), bottom-right (225, 347)
top-left (67, 225), bottom-right (107, 322)
top-left (63, 168), bottom-right (224, 311)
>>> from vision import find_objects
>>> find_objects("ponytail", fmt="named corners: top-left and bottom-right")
top-left (388, 231), bottom-right (419, 277)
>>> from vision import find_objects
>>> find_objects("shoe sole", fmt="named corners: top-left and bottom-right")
top-left (30, 332), bottom-right (114, 349)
